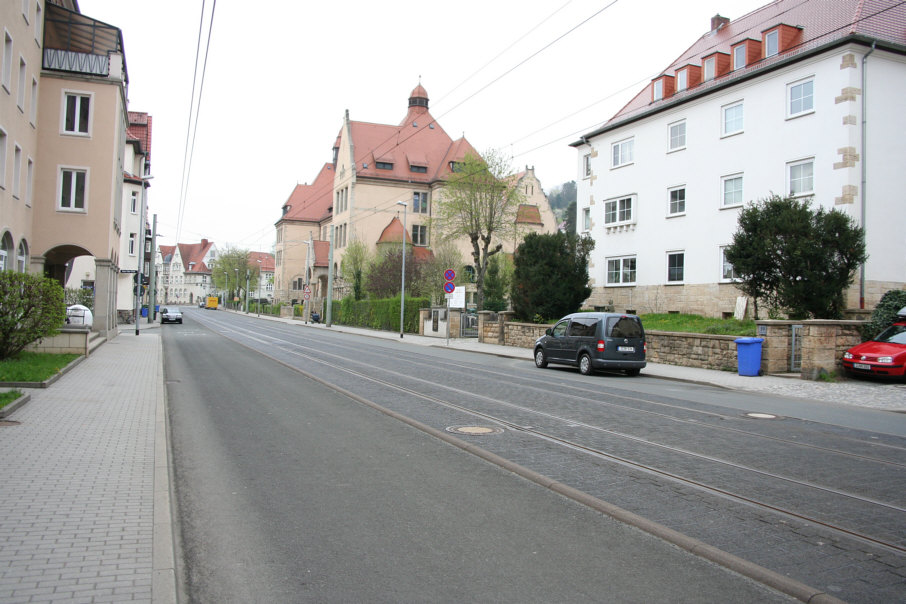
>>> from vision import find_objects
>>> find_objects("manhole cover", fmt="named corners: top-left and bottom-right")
top-left (445, 425), bottom-right (504, 435)
top-left (745, 412), bottom-right (778, 420)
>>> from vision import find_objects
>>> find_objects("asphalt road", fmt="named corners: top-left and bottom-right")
top-left (163, 311), bottom-right (796, 603)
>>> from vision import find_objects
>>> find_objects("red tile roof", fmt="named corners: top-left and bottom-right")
top-left (126, 111), bottom-right (152, 161)
top-left (312, 240), bottom-right (330, 268)
top-left (160, 239), bottom-right (215, 274)
top-left (279, 163), bottom-right (335, 223)
top-left (376, 216), bottom-right (412, 246)
top-left (584, 0), bottom-right (906, 135)
top-left (248, 251), bottom-right (275, 272)
top-left (516, 204), bottom-right (544, 226)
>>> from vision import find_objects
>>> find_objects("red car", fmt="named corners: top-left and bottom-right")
top-left (842, 306), bottom-right (906, 379)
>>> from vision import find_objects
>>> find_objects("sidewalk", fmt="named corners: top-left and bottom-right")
top-left (0, 311), bottom-right (902, 603)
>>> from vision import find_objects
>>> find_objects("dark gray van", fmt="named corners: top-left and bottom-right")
top-left (533, 312), bottom-right (646, 376)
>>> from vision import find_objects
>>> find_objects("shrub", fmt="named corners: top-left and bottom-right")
top-left (861, 289), bottom-right (906, 340)
top-left (0, 272), bottom-right (67, 360)
top-left (332, 295), bottom-right (429, 333)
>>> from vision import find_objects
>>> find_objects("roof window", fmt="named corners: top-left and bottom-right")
top-left (376, 161), bottom-right (393, 170)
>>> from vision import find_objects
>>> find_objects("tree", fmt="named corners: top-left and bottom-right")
top-left (364, 248), bottom-right (425, 299)
top-left (341, 239), bottom-right (371, 301)
top-left (0, 272), bottom-right (67, 360)
top-left (564, 200), bottom-right (577, 235)
top-left (511, 232), bottom-right (594, 321)
top-left (210, 248), bottom-right (257, 305)
top-left (432, 149), bottom-right (525, 311)
top-left (724, 194), bottom-right (867, 319)
top-left (547, 181), bottom-right (577, 213)
top-left (420, 241), bottom-right (464, 306)
top-left (482, 254), bottom-right (513, 312)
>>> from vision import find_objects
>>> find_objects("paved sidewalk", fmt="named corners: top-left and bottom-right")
top-left (0, 326), bottom-right (175, 604)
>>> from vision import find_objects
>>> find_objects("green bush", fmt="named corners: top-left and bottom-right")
top-left (861, 290), bottom-right (906, 340)
top-left (0, 272), bottom-right (67, 360)
top-left (332, 295), bottom-right (429, 333)
top-left (64, 287), bottom-right (94, 310)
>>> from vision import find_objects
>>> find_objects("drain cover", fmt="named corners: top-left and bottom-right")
top-left (745, 412), bottom-right (778, 420)
top-left (446, 425), bottom-right (504, 435)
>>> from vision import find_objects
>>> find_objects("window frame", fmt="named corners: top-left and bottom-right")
top-left (58, 166), bottom-right (88, 212)
top-left (704, 57), bottom-right (716, 81)
top-left (787, 76), bottom-right (814, 118)
top-left (653, 79), bottom-right (663, 101)
top-left (676, 69), bottom-right (687, 91)
top-left (583, 153), bottom-right (591, 178)
top-left (128, 232), bottom-right (137, 255)
top-left (603, 195), bottom-right (635, 226)
top-left (12, 144), bottom-right (21, 198)
top-left (0, 127), bottom-right (5, 188)
top-left (765, 29), bottom-right (779, 57)
top-left (721, 101), bottom-right (744, 137)
top-left (720, 246), bottom-right (739, 282)
top-left (610, 137), bottom-right (634, 169)
top-left (61, 90), bottom-right (92, 136)
top-left (412, 224), bottom-right (428, 246)
top-left (2, 30), bottom-right (12, 93)
top-left (668, 119), bottom-right (686, 151)
top-left (412, 191), bottom-right (429, 214)
top-left (733, 44), bottom-right (746, 70)
top-left (17, 55), bottom-right (26, 111)
top-left (787, 157), bottom-right (815, 197)
top-left (666, 251), bottom-right (685, 284)
top-left (667, 185), bottom-right (686, 217)
top-left (721, 173), bottom-right (744, 208)
top-left (606, 255), bottom-right (637, 286)
top-left (582, 207), bottom-right (591, 232)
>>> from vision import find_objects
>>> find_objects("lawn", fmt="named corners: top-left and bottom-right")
top-left (640, 313), bottom-right (756, 337)
top-left (0, 390), bottom-right (23, 410)
top-left (0, 352), bottom-right (81, 383)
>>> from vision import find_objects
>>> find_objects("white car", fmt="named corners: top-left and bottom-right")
top-left (160, 307), bottom-right (183, 324)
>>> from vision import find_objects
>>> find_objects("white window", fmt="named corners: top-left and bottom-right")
top-left (668, 186), bottom-right (686, 216)
top-left (16, 240), bottom-right (27, 273)
top-left (733, 45), bottom-right (746, 70)
top-left (63, 92), bottom-right (91, 135)
top-left (129, 233), bottom-right (137, 255)
top-left (582, 207), bottom-right (590, 231)
top-left (653, 79), bottom-right (663, 101)
top-left (17, 56), bottom-right (26, 110)
top-left (676, 69), bottom-right (687, 91)
top-left (583, 153), bottom-right (591, 178)
top-left (765, 30), bottom-right (779, 57)
top-left (59, 167), bottom-right (87, 211)
top-left (35, 3), bottom-right (42, 45)
top-left (29, 76), bottom-right (37, 124)
top-left (604, 196), bottom-right (634, 225)
top-left (611, 138), bottom-right (634, 168)
top-left (606, 256), bottom-right (636, 285)
top-left (788, 158), bottom-right (814, 196)
top-left (721, 174), bottom-right (744, 207)
top-left (25, 156), bottom-right (32, 206)
top-left (412, 224), bottom-right (428, 246)
top-left (704, 57), bottom-right (716, 81)
top-left (720, 246), bottom-right (739, 281)
top-left (788, 77), bottom-right (814, 117)
top-left (0, 128), bottom-right (6, 188)
top-left (413, 191), bottom-right (428, 214)
top-left (668, 120), bottom-right (686, 151)
top-left (722, 101), bottom-right (744, 136)
top-left (667, 252), bottom-right (685, 283)
top-left (12, 144), bottom-right (21, 198)
top-left (131, 190), bottom-right (138, 213)
top-left (2, 31), bottom-right (12, 93)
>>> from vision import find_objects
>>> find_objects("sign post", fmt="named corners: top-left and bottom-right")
top-left (443, 269), bottom-right (455, 345)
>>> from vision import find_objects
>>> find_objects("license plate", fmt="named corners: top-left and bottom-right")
top-left (853, 363), bottom-right (871, 370)
top-left (617, 346), bottom-right (635, 353)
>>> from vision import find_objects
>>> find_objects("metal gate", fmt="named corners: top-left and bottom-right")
top-left (790, 324), bottom-right (803, 372)
top-left (461, 311), bottom-right (479, 338)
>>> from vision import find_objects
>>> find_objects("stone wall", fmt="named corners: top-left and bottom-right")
top-left (26, 327), bottom-right (90, 355)
top-left (645, 331), bottom-right (738, 371)
top-left (584, 283), bottom-right (748, 318)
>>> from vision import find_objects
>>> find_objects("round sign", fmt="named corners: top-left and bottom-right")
top-left (303, 292), bottom-right (311, 300)
top-left (443, 281), bottom-right (456, 294)
top-left (443, 269), bottom-right (456, 282)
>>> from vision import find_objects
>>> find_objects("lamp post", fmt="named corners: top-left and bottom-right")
top-left (134, 174), bottom-right (153, 335)
top-left (234, 268), bottom-right (239, 310)
top-left (256, 259), bottom-right (262, 317)
top-left (245, 269), bottom-right (250, 313)
top-left (396, 200), bottom-right (407, 339)
top-left (223, 270), bottom-right (228, 308)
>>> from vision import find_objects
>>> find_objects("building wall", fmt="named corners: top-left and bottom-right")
top-left (577, 44), bottom-right (906, 316)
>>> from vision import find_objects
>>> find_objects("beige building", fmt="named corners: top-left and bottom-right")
top-left (275, 84), bottom-right (558, 305)
top-left (2, 2), bottom-right (141, 336)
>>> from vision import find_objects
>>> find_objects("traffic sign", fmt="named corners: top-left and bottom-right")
top-left (443, 281), bottom-right (456, 294)
top-left (120, 269), bottom-right (137, 273)
top-left (443, 269), bottom-right (455, 282)
top-left (303, 292), bottom-right (311, 300)
top-left (303, 284), bottom-right (312, 294)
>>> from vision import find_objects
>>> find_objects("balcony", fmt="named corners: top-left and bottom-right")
top-left (42, 3), bottom-right (127, 82)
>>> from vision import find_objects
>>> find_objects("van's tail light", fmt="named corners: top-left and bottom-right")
top-left (643, 341), bottom-right (647, 353)
top-left (597, 340), bottom-right (606, 351)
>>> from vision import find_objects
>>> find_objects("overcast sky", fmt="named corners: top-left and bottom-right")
top-left (79, 0), bottom-right (766, 252)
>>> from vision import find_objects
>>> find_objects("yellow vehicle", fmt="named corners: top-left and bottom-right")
top-left (205, 296), bottom-right (219, 310)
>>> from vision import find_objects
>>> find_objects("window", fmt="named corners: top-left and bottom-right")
top-left (733, 45), bottom-right (746, 70)
top-left (765, 30), bottom-right (779, 57)
top-left (668, 120), bottom-right (686, 151)
top-left (604, 196), bottom-right (633, 225)
top-left (412, 224), bottom-right (428, 246)
top-left (2, 31), bottom-right (12, 92)
top-left (788, 158), bottom-right (814, 196)
top-left (611, 138), bottom-right (633, 168)
top-left (722, 101), bottom-right (744, 136)
top-left (29, 77), bottom-right (36, 124)
top-left (582, 207), bottom-right (590, 231)
top-left (667, 252), bottom-right (684, 283)
top-left (676, 69), bottom-right (687, 91)
top-left (0, 128), bottom-right (5, 187)
top-left (412, 191), bottom-right (428, 214)
top-left (410, 165), bottom-right (427, 173)
top-left (16, 240), bottom-right (27, 273)
top-left (17, 57), bottom-right (26, 110)
top-left (668, 186), bottom-right (686, 215)
top-left (721, 174), bottom-right (744, 207)
top-left (35, 3), bottom-right (42, 45)
top-left (131, 191), bottom-right (138, 213)
top-left (375, 161), bottom-right (393, 170)
top-left (0, 233), bottom-right (11, 271)
top-left (64, 93), bottom-right (91, 134)
top-left (788, 78), bottom-right (814, 117)
top-left (653, 79), bottom-right (663, 101)
top-left (59, 168), bottom-right (87, 211)
top-left (12, 144), bottom-right (21, 197)
top-left (704, 57), bottom-right (715, 81)
top-left (25, 157), bottom-right (32, 205)
top-left (606, 256), bottom-right (636, 285)
top-left (129, 233), bottom-right (137, 255)
top-left (583, 153), bottom-right (591, 178)
top-left (22, 0), bottom-right (29, 21)
top-left (720, 246), bottom-right (738, 280)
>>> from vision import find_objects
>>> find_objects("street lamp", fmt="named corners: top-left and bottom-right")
top-left (234, 268), bottom-right (239, 310)
top-left (396, 200), bottom-right (407, 339)
top-left (256, 259), bottom-right (262, 317)
top-left (223, 270), bottom-right (228, 308)
top-left (134, 174), bottom-right (153, 335)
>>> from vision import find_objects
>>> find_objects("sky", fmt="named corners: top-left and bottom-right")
top-left (79, 0), bottom-right (767, 253)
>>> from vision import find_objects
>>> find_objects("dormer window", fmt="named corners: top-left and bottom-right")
top-left (410, 165), bottom-right (427, 173)
top-left (651, 75), bottom-right (674, 102)
top-left (676, 69), bottom-right (687, 91)
top-left (376, 161), bottom-right (393, 170)
top-left (653, 79), bottom-right (663, 101)
top-left (449, 161), bottom-right (463, 172)
top-left (765, 29), bottom-right (779, 57)
top-left (733, 44), bottom-right (746, 70)
top-left (704, 57), bottom-right (716, 81)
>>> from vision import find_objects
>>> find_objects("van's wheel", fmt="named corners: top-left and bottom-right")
top-left (579, 353), bottom-right (594, 375)
top-left (534, 348), bottom-right (548, 368)
top-left (625, 368), bottom-right (640, 376)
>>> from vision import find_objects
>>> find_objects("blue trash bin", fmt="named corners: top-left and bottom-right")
top-left (735, 337), bottom-right (764, 376)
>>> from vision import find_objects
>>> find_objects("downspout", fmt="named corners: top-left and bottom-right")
top-left (859, 42), bottom-right (875, 309)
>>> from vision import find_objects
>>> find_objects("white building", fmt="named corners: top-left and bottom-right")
top-left (572, 0), bottom-right (906, 318)
top-left (158, 239), bottom-right (218, 305)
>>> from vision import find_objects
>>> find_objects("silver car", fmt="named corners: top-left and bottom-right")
top-left (160, 307), bottom-right (183, 324)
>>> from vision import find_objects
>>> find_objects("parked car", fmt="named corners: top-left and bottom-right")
top-left (842, 306), bottom-right (906, 380)
top-left (160, 307), bottom-right (183, 324)
top-left (534, 312), bottom-right (646, 376)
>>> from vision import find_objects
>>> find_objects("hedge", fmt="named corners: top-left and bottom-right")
top-left (332, 295), bottom-right (429, 333)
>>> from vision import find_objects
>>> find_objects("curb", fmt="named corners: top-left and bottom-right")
top-left (0, 391), bottom-right (31, 418)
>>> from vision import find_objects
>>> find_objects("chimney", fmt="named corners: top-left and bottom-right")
top-left (201, 238), bottom-right (208, 247)
top-left (711, 14), bottom-right (730, 31)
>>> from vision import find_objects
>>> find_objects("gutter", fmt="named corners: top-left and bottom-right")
top-left (859, 42), bottom-right (876, 309)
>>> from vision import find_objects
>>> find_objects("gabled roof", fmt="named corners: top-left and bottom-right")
top-left (126, 112), bottom-right (152, 161)
top-left (248, 251), bottom-right (275, 272)
top-left (279, 163), bottom-right (335, 224)
top-left (516, 204), bottom-right (544, 226)
top-left (176, 239), bottom-right (215, 274)
top-left (312, 240), bottom-right (330, 268)
top-left (575, 0), bottom-right (906, 141)
top-left (376, 216), bottom-right (412, 246)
